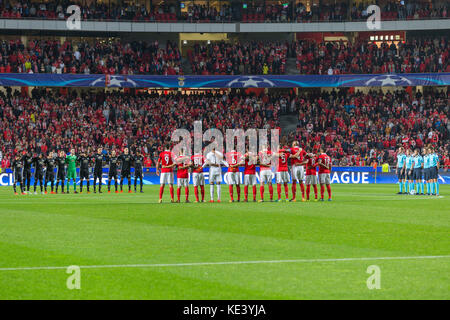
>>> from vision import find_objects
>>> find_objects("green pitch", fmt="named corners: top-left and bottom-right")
top-left (0, 184), bottom-right (448, 300)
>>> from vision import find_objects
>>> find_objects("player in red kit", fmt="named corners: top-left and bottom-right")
top-left (301, 150), bottom-right (319, 201)
top-left (175, 149), bottom-right (191, 203)
top-left (273, 142), bottom-right (291, 202)
top-left (243, 149), bottom-right (258, 202)
top-left (317, 147), bottom-right (332, 201)
top-left (290, 141), bottom-right (306, 202)
top-left (191, 152), bottom-right (206, 202)
top-left (156, 143), bottom-right (175, 203)
top-left (225, 150), bottom-right (242, 202)
top-left (258, 148), bottom-right (274, 202)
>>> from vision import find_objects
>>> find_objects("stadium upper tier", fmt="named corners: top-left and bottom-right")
top-left (0, 1), bottom-right (448, 33)
top-left (0, 38), bottom-right (447, 75)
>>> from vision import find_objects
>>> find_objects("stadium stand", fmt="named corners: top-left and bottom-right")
top-left (0, 88), bottom-right (447, 169)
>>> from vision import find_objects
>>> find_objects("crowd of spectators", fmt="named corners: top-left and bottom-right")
top-left (187, 41), bottom-right (288, 75)
top-left (351, 1), bottom-right (448, 21)
top-left (286, 88), bottom-right (449, 166)
top-left (294, 37), bottom-right (449, 74)
top-left (0, 37), bottom-right (447, 76)
top-left (242, 2), bottom-right (348, 23)
top-left (0, 39), bottom-right (182, 75)
top-left (0, 87), bottom-right (448, 169)
top-left (0, 88), bottom-right (280, 167)
top-left (0, 1), bottom-right (447, 22)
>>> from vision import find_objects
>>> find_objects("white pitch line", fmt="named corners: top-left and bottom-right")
top-left (0, 255), bottom-right (449, 272)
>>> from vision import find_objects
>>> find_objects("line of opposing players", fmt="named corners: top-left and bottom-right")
top-left (396, 146), bottom-right (440, 196)
top-left (10, 147), bottom-right (145, 194)
top-left (156, 141), bottom-right (333, 203)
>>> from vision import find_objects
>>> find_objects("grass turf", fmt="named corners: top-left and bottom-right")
top-left (0, 184), bottom-right (448, 299)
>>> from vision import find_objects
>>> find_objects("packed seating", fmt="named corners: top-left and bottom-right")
top-left (286, 89), bottom-right (449, 166)
top-left (1, 1), bottom-right (447, 22)
top-left (294, 38), bottom-right (449, 74)
top-left (0, 89), bottom-right (280, 166)
top-left (351, 1), bottom-right (448, 21)
top-left (0, 39), bottom-right (182, 75)
top-left (188, 41), bottom-right (289, 75)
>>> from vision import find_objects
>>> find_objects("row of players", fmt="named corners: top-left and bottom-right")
top-left (396, 146), bottom-right (441, 196)
top-left (10, 147), bottom-right (144, 194)
top-left (156, 141), bottom-right (332, 203)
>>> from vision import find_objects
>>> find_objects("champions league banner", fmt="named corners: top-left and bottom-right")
top-left (0, 73), bottom-right (448, 88)
top-left (1, 167), bottom-right (449, 186)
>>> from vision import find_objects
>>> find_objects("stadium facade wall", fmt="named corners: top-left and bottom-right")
top-left (0, 19), bottom-right (449, 33)
top-left (1, 168), bottom-right (449, 186)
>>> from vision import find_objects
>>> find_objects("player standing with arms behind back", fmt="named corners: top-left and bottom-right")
top-left (258, 148), bottom-right (274, 202)
top-left (191, 151), bottom-right (206, 203)
top-left (243, 149), bottom-right (258, 202)
top-left (12, 153), bottom-right (24, 195)
top-left (290, 141), bottom-right (306, 202)
top-left (78, 150), bottom-right (92, 194)
top-left (175, 149), bottom-right (191, 203)
top-left (44, 152), bottom-right (56, 194)
top-left (157, 143), bottom-right (175, 203)
top-left (303, 150), bottom-right (319, 201)
top-left (273, 142), bottom-right (291, 202)
top-left (225, 149), bottom-right (242, 202)
top-left (133, 150), bottom-right (144, 193)
top-left (55, 150), bottom-right (66, 194)
top-left (119, 148), bottom-right (133, 193)
top-left (93, 147), bottom-right (104, 193)
top-left (107, 150), bottom-right (119, 193)
top-left (203, 146), bottom-right (228, 203)
top-left (396, 147), bottom-right (406, 194)
top-left (317, 147), bottom-right (332, 201)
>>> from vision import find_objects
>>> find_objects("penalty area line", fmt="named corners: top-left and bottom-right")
top-left (0, 255), bottom-right (449, 272)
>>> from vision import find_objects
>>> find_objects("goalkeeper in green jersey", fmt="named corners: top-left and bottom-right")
top-left (65, 148), bottom-right (78, 194)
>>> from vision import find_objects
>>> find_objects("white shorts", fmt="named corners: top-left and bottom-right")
top-left (160, 172), bottom-right (174, 185)
top-left (192, 172), bottom-right (205, 186)
top-left (226, 172), bottom-right (240, 185)
top-left (244, 174), bottom-right (257, 186)
top-left (177, 178), bottom-right (189, 187)
top-left (260, 170), bottom-right (273, 184)
top-left (292, 165), bottom-right (305, 182)
top-left (276, 171), bottom-right (290, 184)
top-left (305, 174), bottom-right (318, 185)
top-left (209, 169), bottom-right (222, 184)
top-left (319, 173), bottom-right (331, 184)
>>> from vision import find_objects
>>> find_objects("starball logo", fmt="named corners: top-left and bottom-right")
top-left (170, 121), bottom-right (281, 168)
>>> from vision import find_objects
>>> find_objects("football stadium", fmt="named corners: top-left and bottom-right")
top-left (0, 0), bottom-right (448, 304)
